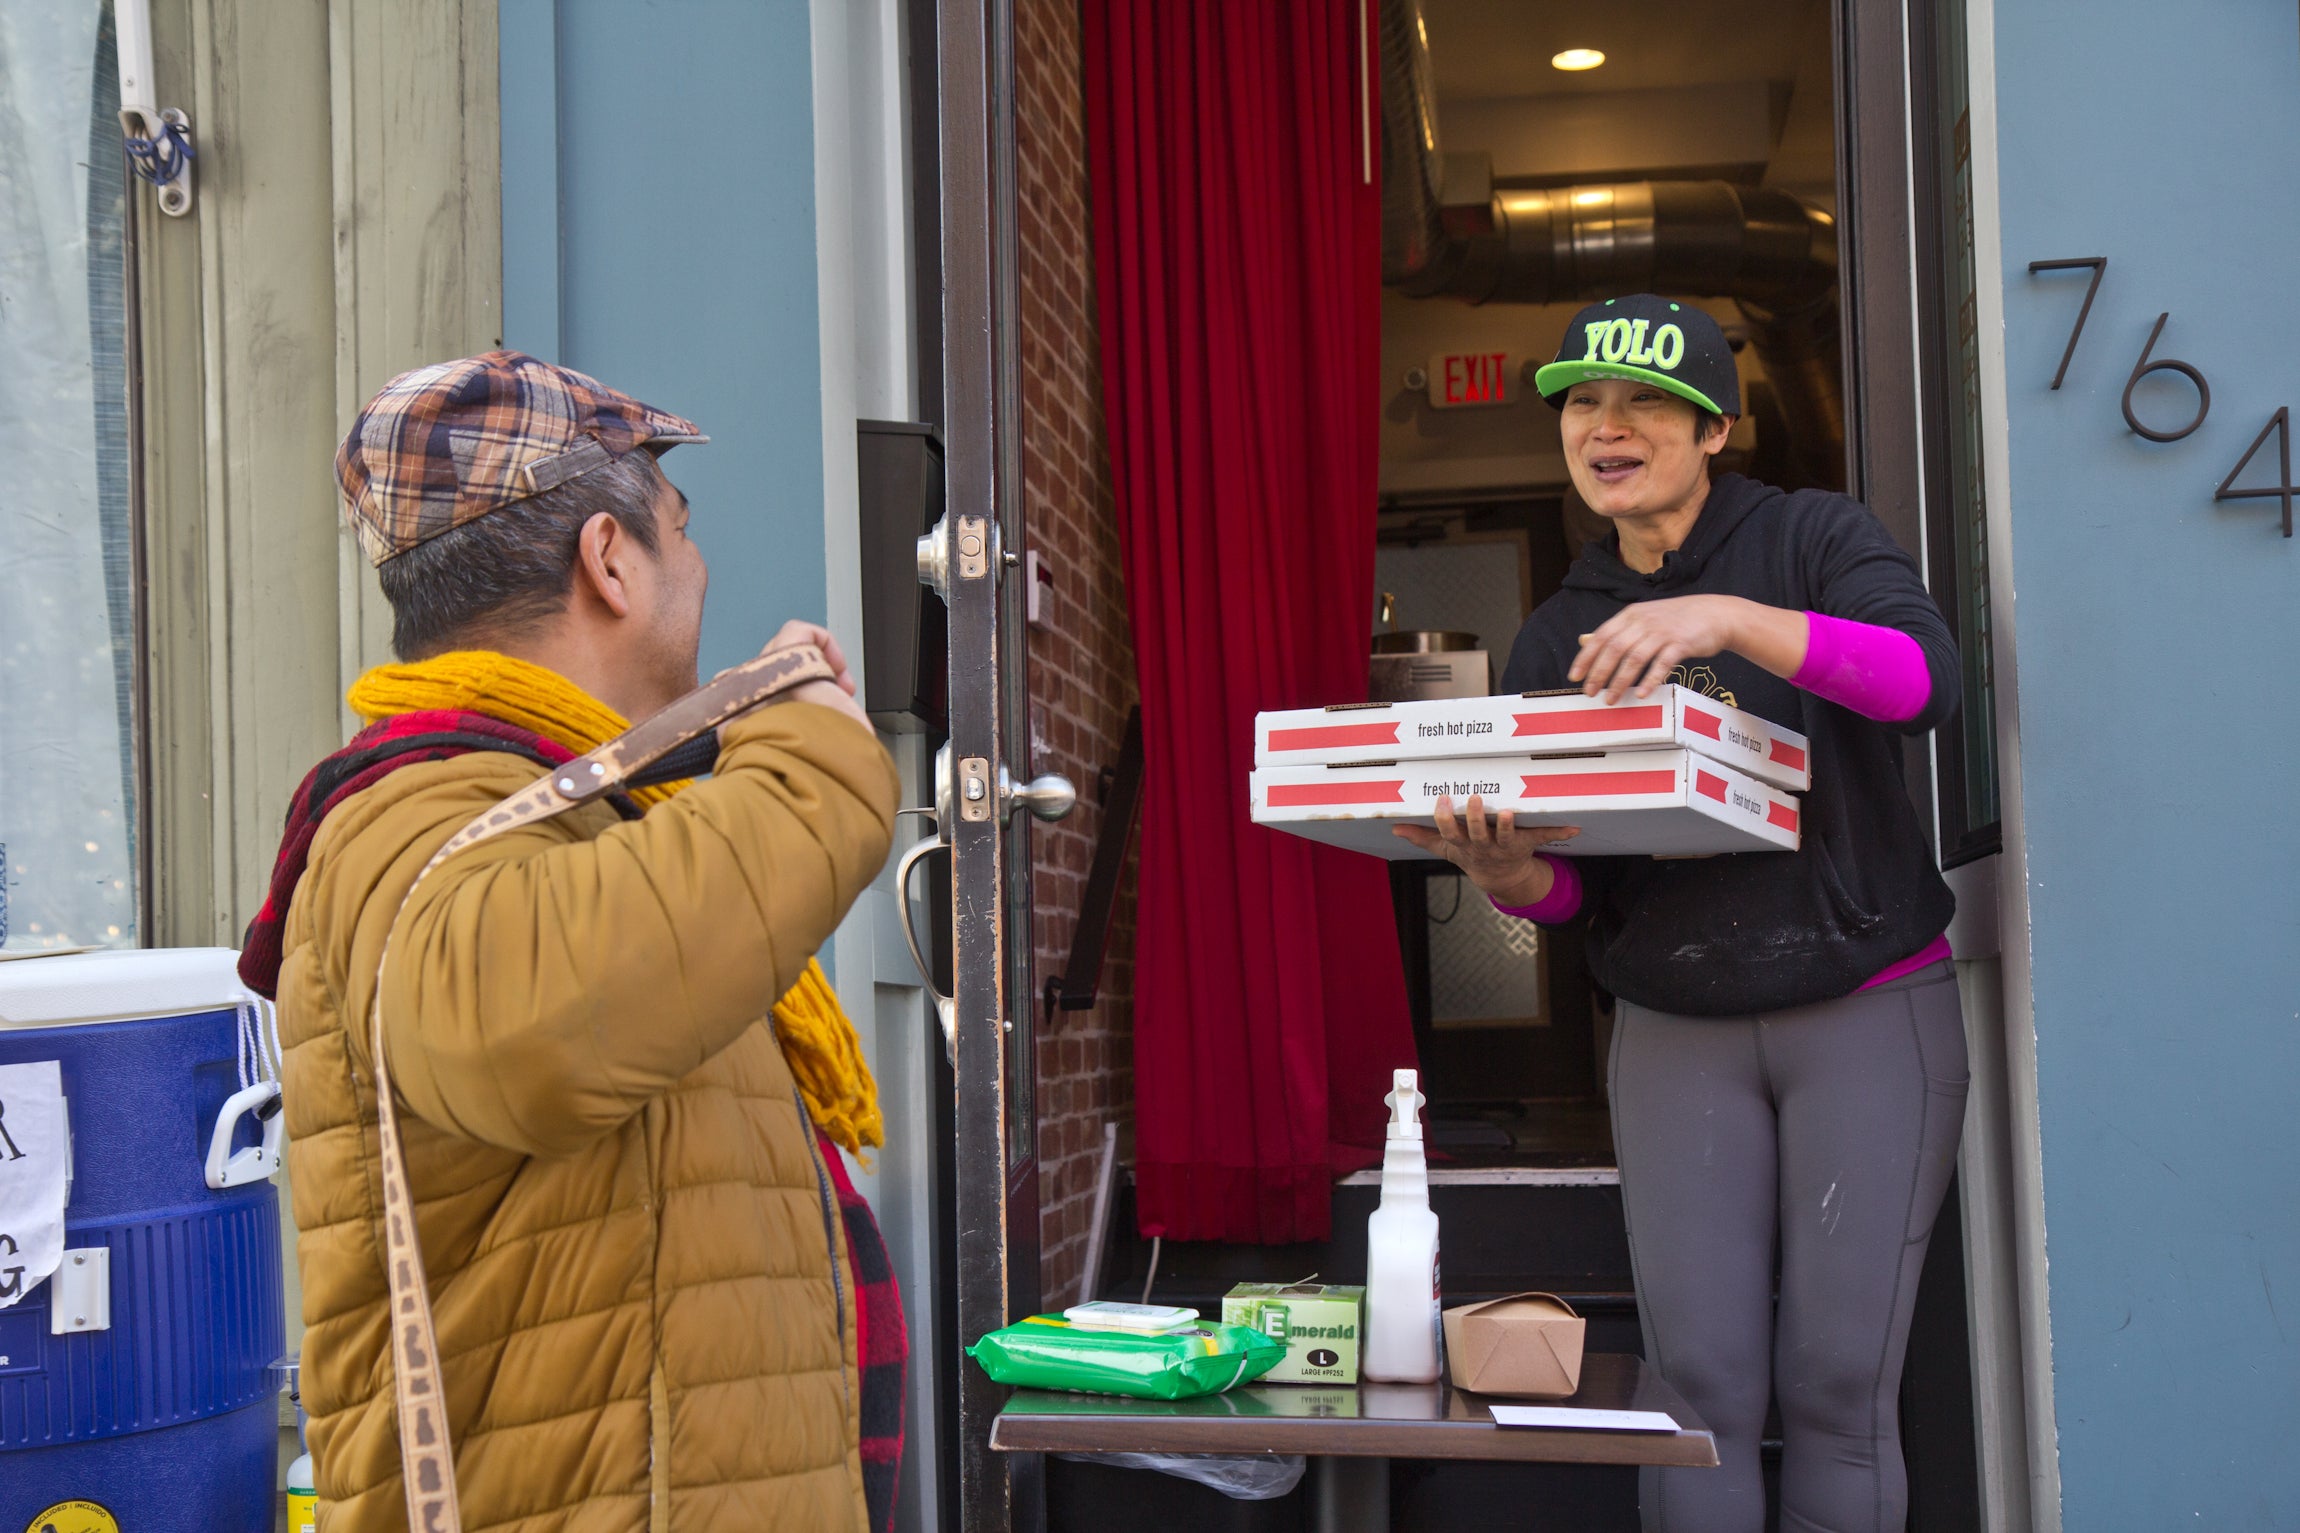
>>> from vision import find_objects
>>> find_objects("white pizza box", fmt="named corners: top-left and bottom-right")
top-left (1253, 685), bottom-right (1810, 792)
top-left (1249, 748), bottom-right (1801, 859)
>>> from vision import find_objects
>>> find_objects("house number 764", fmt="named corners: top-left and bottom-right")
top-left (2029, 256), bottom-right (2292, 537)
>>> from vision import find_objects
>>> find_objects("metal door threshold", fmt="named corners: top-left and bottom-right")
top-left (1336, 1165), bottom-right (1621, 1187)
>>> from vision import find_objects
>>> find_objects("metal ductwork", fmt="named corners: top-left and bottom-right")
top-left (1378, 0), bottom-right (1844, 483)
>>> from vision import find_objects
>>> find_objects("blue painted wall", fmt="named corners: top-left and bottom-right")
top-left (1991, 4), bottom-right (2300, 1522)
top-left (499, 0), bottom-right (825, 679)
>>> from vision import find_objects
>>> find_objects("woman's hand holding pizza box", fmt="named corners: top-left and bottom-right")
top-left (1391, 795), bottom-right (1579, 908)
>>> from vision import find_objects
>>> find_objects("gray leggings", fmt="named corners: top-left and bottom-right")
top-left (1610, 963), bottom-right (1968, 1533)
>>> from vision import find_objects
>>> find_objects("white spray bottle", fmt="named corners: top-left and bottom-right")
top-left (1362, 1068), bottom-right (1442, 1383)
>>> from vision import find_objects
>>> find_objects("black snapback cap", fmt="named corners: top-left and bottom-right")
top-left (1534, 295), bottom-right (1740, 417)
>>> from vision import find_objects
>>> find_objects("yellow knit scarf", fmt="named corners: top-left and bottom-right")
top-left (348, 650), bottom-right (885, 1159)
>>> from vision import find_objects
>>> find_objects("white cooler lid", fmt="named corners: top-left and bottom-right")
top-left (0, 947), bottom-right (252, 1029)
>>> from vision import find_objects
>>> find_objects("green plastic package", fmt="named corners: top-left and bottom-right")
top-left (968, 1315), bottom-right (1286, 1399)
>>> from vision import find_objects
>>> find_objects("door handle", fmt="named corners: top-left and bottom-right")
top-left (894, 746), bottom-right (959, 1059)
top-left (893, 834), bottom-right (957, 1060)
top-left (1001, 767), bottom-right (1076, 823)
top-left (892, 749), bottom-right (1077, 1060)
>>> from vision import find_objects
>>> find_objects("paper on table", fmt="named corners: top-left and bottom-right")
top-left (1488, 1404), bottom-right (1681, 1433)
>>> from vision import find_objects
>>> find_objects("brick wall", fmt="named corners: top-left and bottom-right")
top-left (1016, 0), bottom-right (1138, 1307)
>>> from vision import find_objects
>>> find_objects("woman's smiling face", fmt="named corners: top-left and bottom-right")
top-left (1559, 377), bottom-right (1730, 521)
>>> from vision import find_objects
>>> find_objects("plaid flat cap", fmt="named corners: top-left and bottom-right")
top-left (337, 349), bottom-right (707, 564)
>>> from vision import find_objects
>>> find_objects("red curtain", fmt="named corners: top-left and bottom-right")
top-left (1084, 0), bottom-right (1415, 1244)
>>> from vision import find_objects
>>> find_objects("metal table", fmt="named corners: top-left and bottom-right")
top-left (992, 1353), bottom-right (1716, 1532)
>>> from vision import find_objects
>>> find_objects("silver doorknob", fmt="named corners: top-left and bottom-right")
top-left (1002, 770), bottom-right (1076, 823)
top-left (916, 519), bottom-right (949, 597)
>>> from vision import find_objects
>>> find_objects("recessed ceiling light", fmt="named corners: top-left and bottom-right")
top-left (1551, 48), bottom-right (1606, 71)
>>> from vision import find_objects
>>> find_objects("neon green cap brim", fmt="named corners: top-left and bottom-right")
top-left (1532, 360), bottom-right (1725, 416)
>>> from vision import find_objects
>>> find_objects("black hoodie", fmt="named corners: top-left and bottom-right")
top-left (1500, 472), bottom-right (1957, 1016)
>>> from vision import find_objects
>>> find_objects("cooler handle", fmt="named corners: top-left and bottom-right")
top-left (205, 1080), bottom-right (284, 1189)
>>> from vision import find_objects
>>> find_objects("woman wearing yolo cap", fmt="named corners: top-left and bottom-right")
top-left (1397, 296), bottom-right (1965, 1533)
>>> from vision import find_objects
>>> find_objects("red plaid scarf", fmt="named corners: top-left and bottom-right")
top-left (237, 710), bottom-right (572, 1001)
top-left (241, 710), bottom-right (906, 1530)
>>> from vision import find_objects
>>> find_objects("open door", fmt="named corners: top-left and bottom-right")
top-left (906, 5), bottom-right (1073, 1529)
top-left (906, 0), bottom-right (1995, 1525)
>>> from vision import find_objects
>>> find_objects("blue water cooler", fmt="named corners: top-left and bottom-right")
top-left (0, 949), bottom-right (285, 1529)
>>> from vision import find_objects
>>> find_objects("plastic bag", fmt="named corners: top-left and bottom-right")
top-left (968, 1314), bottom-right (1285, 1399)
top-left (1057, 1451), bottom-right (1309, 1501)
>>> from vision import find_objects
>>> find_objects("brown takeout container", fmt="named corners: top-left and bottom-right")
top-left (1442, 1292), bottom-right (1586, 1398)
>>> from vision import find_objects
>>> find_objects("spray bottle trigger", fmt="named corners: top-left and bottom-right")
top-left (1384, 1068), bottom-right (1426, 1139)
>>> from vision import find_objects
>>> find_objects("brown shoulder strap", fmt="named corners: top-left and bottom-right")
top-left (364, 644), bottom-right (836, 1531)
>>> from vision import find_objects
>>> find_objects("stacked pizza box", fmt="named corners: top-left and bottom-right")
top-left (1249, 686), bottom-right (1809, 859)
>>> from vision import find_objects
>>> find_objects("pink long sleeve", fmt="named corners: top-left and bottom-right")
top-left (1793, 611), bottom-right (1934, 723)
top-left (1491, 853), bottom-right (1583, 924)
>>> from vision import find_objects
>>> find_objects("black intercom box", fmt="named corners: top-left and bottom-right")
top-left (857, 420), bottom-right (948, 733)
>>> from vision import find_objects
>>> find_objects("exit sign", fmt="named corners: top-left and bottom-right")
top-left (1428, 351), bottom-right (1513, 409)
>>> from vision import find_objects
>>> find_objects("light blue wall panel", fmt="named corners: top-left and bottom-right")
top-left (1991, 4), bottom-right (2300, 1522)
top-left (500, 0), bottom-right (824, 679)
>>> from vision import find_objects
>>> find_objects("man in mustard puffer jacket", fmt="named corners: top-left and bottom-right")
top-left (260, 352), bottom-right (899, 1530)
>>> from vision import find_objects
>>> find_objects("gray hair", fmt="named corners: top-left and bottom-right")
top-left (377, 448), bottom-right (664, 660)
